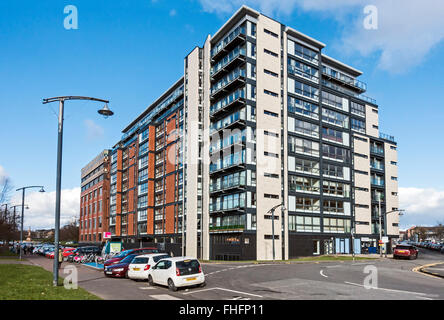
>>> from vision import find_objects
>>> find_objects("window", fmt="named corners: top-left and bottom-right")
top-left (372, 108), bottom-right (378, 113)
top-left (289, 118), bottom-right (319, 138)
top-left (372, 125), bottom-right (379, 129)
top-left (391, 161), bottom-right (397, 165)
top-left (323, 218), bottom-right (351, 233)
top-left (288, 136), bottom-right (319, 157)
top-left (264, 193), bottom-right (279, 199)
top-left (323, 163), bottom-right (344, 179)
top-left (322, 144), bottom-right (350, 163)
top-left (322, 91), bottom-right (343, 110)
top-left (323, 200), bottom-right (348, 215)
top-left (264, 151), bottom-right (279, 158)
top-left (264, 130), bottom-right (279, 138)
top-left (322, 126), bottom-right (343, 143)
top-left (323, 181), bottom-right (349, 197)
top-left (289, 215), bottom-right (321, 232)
top-left (264, 48), bottom-right (278, 57)
top-left (288, 57), bottom-right (319, 82)
top-left (289, 79), bottom-right (319, 100)
top-left (288, 39), bottom-right (319, 63)
top-left (390, 146), bottom-right (397, 150)
top-left (264, 110), bottom-right (279, 117)
top-left (291, 196), bottom-right (320, 213)
top-left (264, 173), bottom-right (279, 178)
top-left (391, 176), bottom-right (398, 181)
top-left (351, 101), bottom-right (365, 117)
top-left (289, 176), bottom-right (320, 193)
top-left (264, 69), bottom-right (279, 77)
top-left (264, 89), bottom-right (278, 97)
top-left (322, 108), bottom-right (349, 128)
top-left (355, 153), bottom-right (368, 159)
top-left (291, 158), bottom-right (319, 175)
top-left (288, 96), bottom-right (319, 119)
top-left (355, 170), bottom-right (368, 175)
top-left (264, 28), bottom-right (278, 38)
top-left (351, 118), bottom-right (366, 133)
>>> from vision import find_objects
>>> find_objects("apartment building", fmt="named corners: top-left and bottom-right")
top-left (86, 5), bottom-right (399, 260)
top-left (79, 150), bottom-right (111, 243)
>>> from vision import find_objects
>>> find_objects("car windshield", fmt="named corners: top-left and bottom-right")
top-left (132, 257), bottom-right (149, 264)
top-left (176, 259), bottom-right (200, 275)
top-left (396, 245), bottom-right (412, 249)
top-left (120, 254), bottom-right (137, 264)
top-left (153, 255), bottom-right (170, 263)
top-left (115, 250), bottom-right (132, 258)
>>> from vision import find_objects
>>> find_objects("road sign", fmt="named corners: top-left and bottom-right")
top-left (382, 236), bottom-right (389, 243)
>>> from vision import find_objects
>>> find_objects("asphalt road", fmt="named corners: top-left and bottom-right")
top-left (26, 248), bottom-right (444, 300)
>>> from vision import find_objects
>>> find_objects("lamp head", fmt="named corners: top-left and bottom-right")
top-left (98, 103), bottom-right (114, 118)
top-left (39, 187), bottom-right (45, 193)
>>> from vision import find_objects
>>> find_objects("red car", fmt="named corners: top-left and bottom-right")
top-left (103, 247), bottom-right (159, 268)
top-left (394, 244), bottom-right (419, 260)
top-left (104, 253), bottom-right (140, 278)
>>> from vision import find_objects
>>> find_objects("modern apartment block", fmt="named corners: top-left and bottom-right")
top-left (84, 6), bottom-right (399, 259)
top-left (79, 150), bottom-right (111, 243)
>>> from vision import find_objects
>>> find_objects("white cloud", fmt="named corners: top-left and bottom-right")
top-left (11, 187), bottom-right (80, 230)
top-left (84, 119), bottom-right (104, 141)
top-left (198, 0), bottom-right (444, 73)
top-left (399, 187), bottom-right (444, 229)
top-left (169, 9), bottom-right (177, 17)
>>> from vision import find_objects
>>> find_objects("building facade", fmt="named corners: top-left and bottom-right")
top-left (79, 150), bottom-right (111, 244)
top-left (83, 6), bottom-right (399, 259)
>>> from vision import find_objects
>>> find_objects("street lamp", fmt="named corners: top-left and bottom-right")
top-left (15, 186), bottom-right (45, 260)
top-left (42, 96), bottom-right (114, 286)
top-left (267, 203), bottom-right (285, 261)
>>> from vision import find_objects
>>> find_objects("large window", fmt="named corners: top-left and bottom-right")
top-left (288, 118), bottom-right (319, 138)
top-left (322, 108), bottom-right (349, 128)
top-left (288, 57), bottom-right (319, 82)
top-left (351, 118), bottom-right (366, 133)
top-left (322, 91), bottom-right (343, 110)
top-left (350, 101), bottom-right (365, 117)
top-left (288, 136), bottom-right (319, 157)
top-left (289, 157), bottom-right (319, 175)
top-left (323, 200), bottom-right (349, 215)
top-left (288, 78), bottom-right (319, 100)
top-left (289, 176), bottom-right (320, 194)
top-left (289, 215), bottom-right (321, 232)
top-left (322, 144), bottom-right (350, 163)
top-left (323, 181), bottom-right (350, 198)
top-left (287, 39), bottom-right (319, 63)
top-left (288, 96), bottom-right (319, 119)
top-left (289, 196), bottom-right (320, 213)
top-left (322, 126), bottom-right (344, 144)
top-left (323, 218), bottom-right (351, 233)
top-left (322, 163), bottom-right (344, 179)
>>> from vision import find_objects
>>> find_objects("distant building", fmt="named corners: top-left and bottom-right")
top-left (407, 226), bottom-right (444, 242)
top-left (79, 150), bottom-right (111, 244)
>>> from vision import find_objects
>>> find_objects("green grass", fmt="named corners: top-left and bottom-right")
top-left (0, 250), bottom-right (18, 257)
top-left (201, 255), bottom-right (378, 264)
top-left (0, 264), bottom-right (101, 300)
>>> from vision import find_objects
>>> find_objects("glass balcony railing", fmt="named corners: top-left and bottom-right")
top-left (209, 225), bottom-right (244, 231)
top-left (211, 46), bottom-right (246, 77)
top-left (211, 25), bottom-right (246, 58)
top-left (370, 163), bottom-right (385, 170)
top-left (210, 175), bottom-right (246, 193)
top-left (371, 179), bottom-right (385, 187)
top-left (210, 88), bottom-right (245, 116)
top-left (209, 198), bottom-right (246, 213)
top-left (322, 66), bottom-right (367, 92)
top-left (370, 146), bottom-right (384, 155)
top-left (211, 67), bottom-right (246, 96)
top-left (379, 133), bottom-right (396, 143)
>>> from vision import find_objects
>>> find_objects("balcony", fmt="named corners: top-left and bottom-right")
top-left (210, 88), bottom-right (246, 118)
top-left (210, 46), bottom-right (246, 80)
top-left (370, 146), bottom-right (384, 156)
top-left (371, 178), bottom-right (385, 188)
top-left (209, 225), bottom-right (245, 233)
top-left (210, 68), bottom-right (246, 101)
top-left (322, 66), bottom-right (367, 93)
top-left (370, 162), bottom-right (385, 172)
top-left (209, 161), bottom-right (246, 176)
top-left (211, 25), bottom-right (246, 61)
top-left (209, 177), bottom-right (246, 194)
top-left (379, 133), bottom-right (396, 143)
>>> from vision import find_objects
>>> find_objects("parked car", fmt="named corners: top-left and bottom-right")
top-left (393, 244), bottom-right (419, 260)
top-left (127, 253), bottom-right (171, 281)
top-left (104, 254), bottom-right (140, 278)
top-left (147, 257), bottom-right (205, 291)
top-left (103, 247), bottom-right (159, 268)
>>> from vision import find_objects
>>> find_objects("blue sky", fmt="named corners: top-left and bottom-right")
top-left (1, 0), bottom-right (444, 229)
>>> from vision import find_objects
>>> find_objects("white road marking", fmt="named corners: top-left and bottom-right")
top-left (344, 281), bottom-right (437, 297)
top-left (181, 287), bottom-right (263, 298)
top-left (139, 287), bottom-right (156, 290)
top-left (320, 270), bottom-right (328, 278)
top-left (149, 294), bottom-right (182, 300)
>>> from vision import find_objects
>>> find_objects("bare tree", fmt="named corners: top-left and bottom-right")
top-left (60, 218), bottom-right (79, 242)
top-left (416, 227), bottom-right (427, 242)
top-left (435, 222), bottom-right (444, 242)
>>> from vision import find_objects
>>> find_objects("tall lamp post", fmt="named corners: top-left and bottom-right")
top-left (383, 208), bottom-right (405, 257)
top-left (42, 96), bottom-right (114, 286)
top-left (15, 186), bottom-right (45, 259)
top-left (10, 204), bottom-right (29, 235)
top-left (267, 203), bottom-right (285, 261)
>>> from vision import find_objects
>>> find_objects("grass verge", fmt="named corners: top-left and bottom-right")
top-left (0, 264), bottom-right (101, 300)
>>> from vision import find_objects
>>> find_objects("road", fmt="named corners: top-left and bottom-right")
top-left (26, 248), bottom-right (444, 300)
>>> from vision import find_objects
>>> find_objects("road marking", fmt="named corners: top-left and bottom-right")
top-left (181, 287), bottom-right (263, 298)
top-left (139, 287), bottom-right (156, 290)
top-left (344, 281), bottom-right (436, 297)
top-left (320, 270), bottom-right (328, 278)
top-left (149, 294), bottom-right (182, 300)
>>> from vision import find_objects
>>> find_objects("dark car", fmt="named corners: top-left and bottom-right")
top-left (103, 247), bottom-right (159, 268)
top-left (393, 244), bottom-right (419, 260)
top-left (104, 254), bottom-right (139, 278)
top-left (67, 246), bottom-right (101, 262)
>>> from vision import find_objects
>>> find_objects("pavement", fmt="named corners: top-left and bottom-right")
top-left (16, 248), bottom-right (444, 300)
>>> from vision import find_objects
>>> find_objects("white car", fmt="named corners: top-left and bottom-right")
top-left (147, 257), bottom-right (205, 291)
top-left (127, 253), bottom-right (171, 280)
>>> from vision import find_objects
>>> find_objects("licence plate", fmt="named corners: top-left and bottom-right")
top-left (106, 271), bottom-right (113, 274)
top-left (398, 250), bottom-right (407, 253)
top-left (186, 277), bottom-right (197, 281)
top-left (133, 268), bottom-right (140, 271)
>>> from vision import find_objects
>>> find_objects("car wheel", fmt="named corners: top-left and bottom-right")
top-left (148, 275), bottom-right (154, 286)
top-left (125, 271), bottom-right (129, 279)
top-left (168, 279), bottom-right (177, 292)
top-left (199, 281), bottom-right (206, 288)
